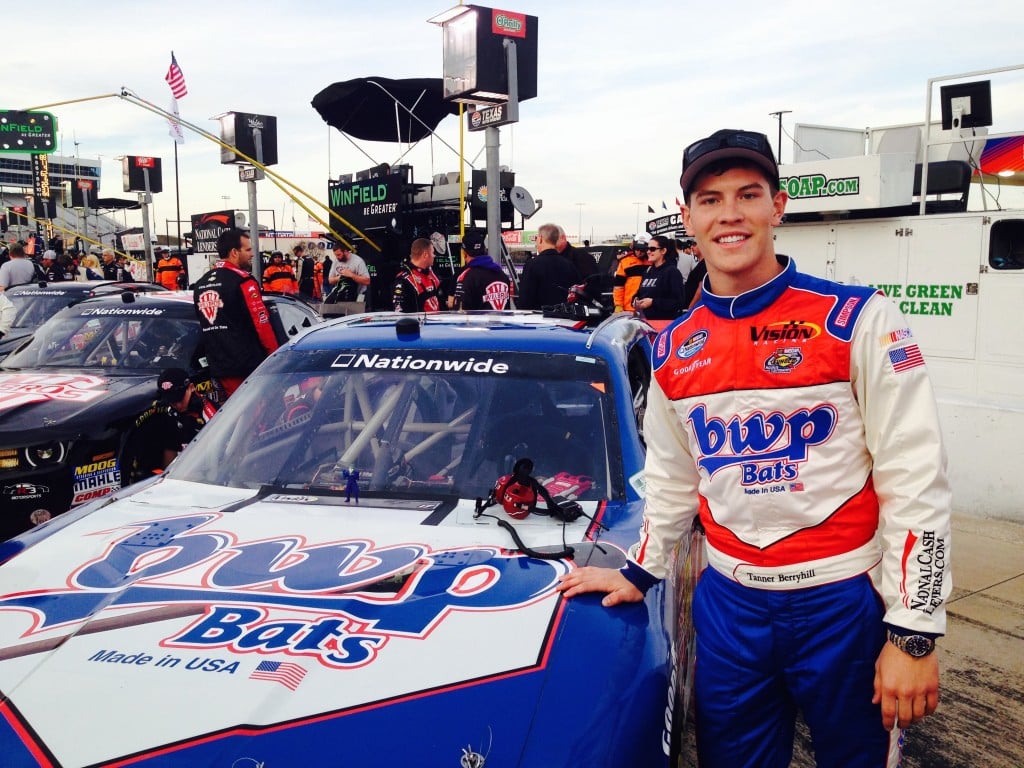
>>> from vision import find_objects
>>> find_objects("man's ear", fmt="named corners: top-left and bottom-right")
top-left (771, 190), bottom-right (788, 226)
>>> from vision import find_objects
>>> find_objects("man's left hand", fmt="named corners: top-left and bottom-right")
top-left (872, 641), bottom-right (940, 729)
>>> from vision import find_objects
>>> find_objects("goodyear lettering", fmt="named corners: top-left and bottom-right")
top-left (689, 403), bottom-right (837, 476)
top-left (672, 358), bottom-right (711, 376)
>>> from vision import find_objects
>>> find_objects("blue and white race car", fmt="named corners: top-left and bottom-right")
top-left (0, 310), bottom-right (686, 767)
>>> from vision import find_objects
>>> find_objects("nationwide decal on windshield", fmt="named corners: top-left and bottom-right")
top-left (332, 353), bottom-right (510, 374)
top-left (0, 514), bottom-right (569, 670)
top-left (79, 307), bottom-right (168, 316)
top-left (0, 373), bottom-right (107, 411)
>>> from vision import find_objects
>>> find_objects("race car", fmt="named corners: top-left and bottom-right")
top-left (0, 290), bottom-right (320, 539)
top-left (0, 310), bottom-right (686, 767)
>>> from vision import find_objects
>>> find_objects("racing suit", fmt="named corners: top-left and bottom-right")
top-left (612, 250), bottom-right (647, 312)
top-left (193, 262), bottom-right (279, 389)
top-left (627, 256), bottom-right (952, 767)
top-left (392, 262), bottom-right (442, 313)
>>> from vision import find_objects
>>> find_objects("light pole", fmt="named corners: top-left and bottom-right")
top-left (632, 201), bottom-right (643, 235)
top-left (769, 110), bottom-right (791, 163)
top-left (575, 202), bottom-right (585, 244)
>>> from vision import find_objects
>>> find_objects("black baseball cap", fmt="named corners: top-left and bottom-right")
top-left (461, 231), bottom-right (487, 257)
top-left (157, 368), bottom-right (191, 402)
top-left (680, 129), bottom-right (779, 196)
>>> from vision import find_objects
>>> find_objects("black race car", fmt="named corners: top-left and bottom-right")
top-left (0, 290), bottom-right (320, 539)
top-left (0, 280), bottom-right (167, 360)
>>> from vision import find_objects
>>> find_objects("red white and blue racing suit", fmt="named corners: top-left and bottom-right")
top-left (625, 256), bottom-right (952, 767)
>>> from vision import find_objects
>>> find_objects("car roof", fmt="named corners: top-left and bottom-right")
top-left (58, 290), bottom-right (199, 318)
top-left (6, 281), bottom-right (166, 298)
top-left (291, 311), bottom-right (651, 359)
top-left (58, 289), bottom-right (319, 319)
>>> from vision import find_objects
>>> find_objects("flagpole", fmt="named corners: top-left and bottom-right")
top-left (174, 141), bottom-right (181, 251)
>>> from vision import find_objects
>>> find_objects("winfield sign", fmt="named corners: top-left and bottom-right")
top-left (0, 110), bottom-right (57, 154)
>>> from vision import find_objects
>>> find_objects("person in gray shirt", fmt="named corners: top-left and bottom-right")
top-left (0, 245), bottom-right (42, 288)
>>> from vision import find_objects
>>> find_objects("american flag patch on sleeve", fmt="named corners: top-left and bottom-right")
top-left (888, 344), bottom-right (925, 373)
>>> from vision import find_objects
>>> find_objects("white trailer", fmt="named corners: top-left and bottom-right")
top-left (773, 65), bottom-right (1024, 520)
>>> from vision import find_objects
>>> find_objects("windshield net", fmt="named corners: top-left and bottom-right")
top-left (170, 349), bottom-right (619, 500)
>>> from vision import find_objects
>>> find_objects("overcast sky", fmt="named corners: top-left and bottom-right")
top-left (6, 0), bottom-right (1024, 242)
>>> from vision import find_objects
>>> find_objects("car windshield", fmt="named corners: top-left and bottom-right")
top-left (170, 348), bottom-right (619, 500)
top-left (7, 290), bottom-right (78, 330)
top-left (1, 310), bottom-right (199, 371)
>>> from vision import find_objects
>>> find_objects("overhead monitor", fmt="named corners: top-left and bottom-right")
top-left (940, 80), bottom-right (993, 131)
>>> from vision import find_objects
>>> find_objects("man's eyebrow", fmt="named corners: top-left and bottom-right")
top-left (693, 181), bottom-right (768, 198)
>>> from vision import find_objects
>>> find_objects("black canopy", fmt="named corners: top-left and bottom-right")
top-left (93, 198), bottom-right (141, 211)
top-left (311, 77), bottom-right (461, 143)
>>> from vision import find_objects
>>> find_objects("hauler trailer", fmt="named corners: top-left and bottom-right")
top-left (773, 64), bottom-right (1024, 520)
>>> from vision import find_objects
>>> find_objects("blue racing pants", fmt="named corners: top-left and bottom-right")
top-left (692, 567), bottom-right (901, 767)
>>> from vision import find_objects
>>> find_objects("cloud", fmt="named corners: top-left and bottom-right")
top-left (6, 0), bottom-right (1024, 240)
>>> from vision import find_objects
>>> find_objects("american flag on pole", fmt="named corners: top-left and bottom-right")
top-left (165, 52), bottom-right (187, 144)
top-left (165, 52), bottom-right (188, 99)
top-left (888, 344), bottom-right (925, 373)
top-left (249, 660), bottom-right (307, 690)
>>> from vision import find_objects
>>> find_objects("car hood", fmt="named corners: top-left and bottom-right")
top-left (0, 480), bottom-right (660, 767)
top-left (0, 368), bottom-right (156, 442)
top-left (0, 329), bottom-right (33, 360)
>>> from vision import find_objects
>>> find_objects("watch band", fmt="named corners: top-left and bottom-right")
top-left (886, 629), bottom-right (936, 658)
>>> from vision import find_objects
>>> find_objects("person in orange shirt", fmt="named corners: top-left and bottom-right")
top-left (261, 251), bottom-right (298, 294)
top-left (312, 258), bottom-right (324, 301)
top-left (612, 236), bottom-right (649, 312)
top-left (155, 248), bottom-right (184, 290)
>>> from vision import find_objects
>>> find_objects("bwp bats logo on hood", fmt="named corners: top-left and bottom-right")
top-left (0, 514), bottom-right (570, 668)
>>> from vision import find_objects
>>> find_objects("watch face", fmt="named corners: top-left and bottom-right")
top-left (904, 635), bottom-right (934, 657)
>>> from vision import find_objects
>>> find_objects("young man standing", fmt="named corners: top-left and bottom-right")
top-left (559, 129), bottom-right (952, 767)
top-left (193, 230), bottom-right (280, 397)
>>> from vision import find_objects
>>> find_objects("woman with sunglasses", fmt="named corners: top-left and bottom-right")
top-left (631, 235), bottom-right (687, 320)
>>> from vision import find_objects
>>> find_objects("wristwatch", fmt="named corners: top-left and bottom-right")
top-left (886, 629), bottom-right (936, 658)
